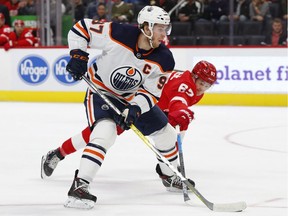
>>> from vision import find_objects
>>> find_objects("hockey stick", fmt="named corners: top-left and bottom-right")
top-left (174, 69), bottom-right (184, 72)
top-left (175, 126), bottom-right (193, 205)
top-left (82, 75), bottom-right (247, 212)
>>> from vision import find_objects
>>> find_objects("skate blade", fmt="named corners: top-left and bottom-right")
top-left (40, 155), bottom-right (47, 179)
top-left (64, 196), bottom-right (95, 210)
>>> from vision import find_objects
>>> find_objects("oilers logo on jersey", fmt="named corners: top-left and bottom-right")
top-left (110, 66), bottom-right (142, 91)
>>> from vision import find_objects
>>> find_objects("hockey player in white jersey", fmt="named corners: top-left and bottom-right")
top-left (60, 6), bottom-right (194, 209)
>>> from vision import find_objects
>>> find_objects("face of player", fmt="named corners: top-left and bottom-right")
top-left (14, 25), bottom-right (24, 35)
top-left (0, 18), bottom-right (4, 27)
top-left (195, 78), bottom-right (212, 96)
top-left (151, 24), bottom-right (170, 48)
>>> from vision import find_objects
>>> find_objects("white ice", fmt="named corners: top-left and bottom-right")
top-left (0, 102), bottom-right (287, 216)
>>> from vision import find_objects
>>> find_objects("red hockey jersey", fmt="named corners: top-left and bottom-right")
top-left (0, 24), bottom-right (11, 45)
top-left (157, 71), bottom-right (204, 113)
top-left (8, 28), bottom-right (35, 46)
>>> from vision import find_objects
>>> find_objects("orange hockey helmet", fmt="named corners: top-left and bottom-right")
top-left (192, 60), bottom-right (217, 85)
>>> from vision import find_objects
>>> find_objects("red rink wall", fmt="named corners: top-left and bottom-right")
top-left (0, 47), bottom-right (287, 106)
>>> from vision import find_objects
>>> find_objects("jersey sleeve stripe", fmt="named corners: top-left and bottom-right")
top-left (73, 22), bottom-right (90, 42)
top-left (80, 19), bottom-right (89, 36)
top-left (138, 89), bottom-right (158, 105)
top-left (135, 92), bottom-right (153, 109)
top-left (0, 34), bottom-right (9, 40)
top-left (171, 96), bottom-right (188, 106)
top-left (71, 27), bottom-right (89, 43)
top-left (26, 38), bottom-right (34, 45)
top-left (76, 21), bottom-right (90, 40)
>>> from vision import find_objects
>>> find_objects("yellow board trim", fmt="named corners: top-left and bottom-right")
top-left (199, 93), bottom-right (288, 107)
top-left (0, 91), bottom-right (287, 106)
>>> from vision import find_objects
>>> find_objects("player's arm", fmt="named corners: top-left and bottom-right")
top-left (66, 19), bottom-right (111, 80)
top-left (116, 72), bottom-right (168, 130)
top-left (132, 87), bottom-right (159, 114)
top-left (132, 70), bottom-right (170, 114)
top-left (0, 27), bottom-right (11, 45)
top-left (13, 29), bottom-right (35, 47)
top-left (3, 31), bottom-right (18, 51)
top-left (167, 78), bottom-right (195, 131)
top-left (0, 33), bottom-right (9, 44)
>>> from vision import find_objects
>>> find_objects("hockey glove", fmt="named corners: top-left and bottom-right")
top-left (115, 104), bottom-right (141, 130)
top-left (66, 49), bottom-right (89, 81)
top-left (168, 109), bottom-right (194, 131)
top-left (0, 36), bottom-right (9, 46)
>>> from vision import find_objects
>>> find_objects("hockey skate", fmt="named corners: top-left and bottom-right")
top-left (41, 148), bottom-right (64, 179)
top-left (156, 164), bottom-right (195, 192)
top-left (64, 170), bottom-right (97, 209)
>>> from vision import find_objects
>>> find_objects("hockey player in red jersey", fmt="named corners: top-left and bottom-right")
top-left (157, 60), bottom-right (217, 132)
top-left (0, 13), bottom-right (11, 46)
top-left (3, 19), bottom-right (36, 51)
top-left (41, 59), bottom-right (217, 206)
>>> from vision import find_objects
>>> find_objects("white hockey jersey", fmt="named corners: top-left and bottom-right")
top-left (68, 19), bottom-right (175, 113)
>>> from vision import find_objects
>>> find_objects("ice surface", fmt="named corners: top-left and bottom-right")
top-left (0, 102), bottom-right (287, 216)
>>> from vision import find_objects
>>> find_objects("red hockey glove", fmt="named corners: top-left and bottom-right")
top-left (66, 49), bottom-right (89, 81)
top-left (115, 104), bottom-right (141, 130)
top-left (0, 36), bottom-right (8, 45)
top-left (3, 40), bottom-right (16, 51)
top-left (168, 109), bottom-right (194, 131)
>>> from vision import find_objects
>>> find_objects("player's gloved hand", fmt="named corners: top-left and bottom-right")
top-left (115, 104), bottom-right (141, 130)
top-left (168, 109), bottom-right (194, 131)
top-left (66, 49), bottom-right (89, 81)
top-left (0, 36), bottom-right (9, 46)
top-left (3, 40), bottom-right (15, 51)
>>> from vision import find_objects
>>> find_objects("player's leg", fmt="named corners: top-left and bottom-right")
top-left (65, 119), bottom-right (117, 209)
top-left (136, 105), bottom-right (195, 192)
top-left (41, 126), bottom-right (91, 179)
top-left (151, 123), bottom-right (194, 192)
top-left (41, 122), bottom-right (124, 179)
top-left (65, 90), bottom-right (125, 209)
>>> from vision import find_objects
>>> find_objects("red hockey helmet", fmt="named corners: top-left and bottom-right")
top-left (192, 60), bottom-right (217, 85)
top-left (0, 13), bottom-right (5, 20)
top-left (14, 20), bottom-right (25, 27)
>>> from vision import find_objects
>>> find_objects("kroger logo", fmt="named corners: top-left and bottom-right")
top-left (53, 55), bottom-right (77, 85)
top-left (18, 56), bottom-right (49, 84)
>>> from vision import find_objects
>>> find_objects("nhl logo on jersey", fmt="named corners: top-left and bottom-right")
top-left (101, 104), bottom-right (109, 110)
top-left (110, 66), bottom-right (142, 91)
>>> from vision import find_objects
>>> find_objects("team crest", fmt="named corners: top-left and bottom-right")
top-left (110, 66), bottom-right (142, 91)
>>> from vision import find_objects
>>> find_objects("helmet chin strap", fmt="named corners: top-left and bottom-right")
top-left (140, 28), bottom-right (154, 49)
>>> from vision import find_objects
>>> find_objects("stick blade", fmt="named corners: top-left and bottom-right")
top-left (213, 201), bottom-right (247, 212)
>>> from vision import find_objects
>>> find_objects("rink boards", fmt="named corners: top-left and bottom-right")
top-left (0, 47), bottom-right (287, 106)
